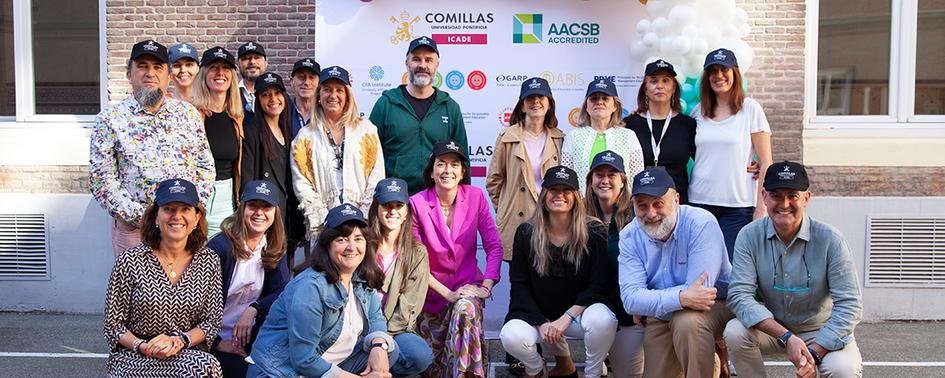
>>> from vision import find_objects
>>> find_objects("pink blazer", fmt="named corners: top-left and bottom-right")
top-left (410, 185), bottom-right (504, 314)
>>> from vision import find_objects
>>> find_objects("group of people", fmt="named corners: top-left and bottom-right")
top-left (92, 35), bottom-right (863, 378)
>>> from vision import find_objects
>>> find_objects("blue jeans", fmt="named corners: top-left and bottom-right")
top-left (245, 333), bottom-right (432, 377)
top-left (690, 203), bottom-right (754, 262)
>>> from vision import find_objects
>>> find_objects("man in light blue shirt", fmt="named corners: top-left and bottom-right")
top-left (724, 161), bottom-right (863, 378)
top-left (618, 167), bottom-right (733, 378)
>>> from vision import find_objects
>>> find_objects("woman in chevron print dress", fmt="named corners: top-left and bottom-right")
top-left (103, 179), bottom-right (224, 377)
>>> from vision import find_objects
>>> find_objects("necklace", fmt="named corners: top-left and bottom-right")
top-left (524, 127), bottom-right (545, 141)
top-left (324, 125), bottom-right (345, 170)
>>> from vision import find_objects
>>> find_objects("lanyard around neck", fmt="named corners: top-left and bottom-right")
top-left (645, 110), bottom-right (672, 166)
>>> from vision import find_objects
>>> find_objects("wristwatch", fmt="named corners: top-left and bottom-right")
top-left (777, 331), bottom-right (793, 348)
top-left (370, 342), bottom-right (389, 352)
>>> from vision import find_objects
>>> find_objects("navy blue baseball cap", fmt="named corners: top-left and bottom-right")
top-left (374, 178), bottom-right (410, 205)
top-left (238, 42), bottom-right (266, 58)
top-left (200, 46), bottom-right (236, 68)
top-left (254, 72), bottom-right (286, 94)
top-left (325, 203), bottom-right (368, 229)
top-left (542, 166), bottom-right (580, 191)
top-left (240, 180), bottom-right (280, 206)
top-left (590, 150), bottom-right (625, 174)
top-left (319, 66), bottom-right (351, 86)
top-left (168, 43), bottom-right (199, 64)
top-left (631, 167), bottom-right (676, 197)
top-left (154, 179), bottom-right (199, 207)
top-left (645, 59), bottom-right (677, 77)
top-left (519, 77), bottom-right (552, 99)
top-left (585, 78), bottom-right (618, 98)
top-left (703, 48), bottom-right (738, 69)
top-left (292, 58), bottom-right (320, 76)
top-left (407, 36), bottom-right (439, 56)
top-left (130, 40), bottom-right (169, 63)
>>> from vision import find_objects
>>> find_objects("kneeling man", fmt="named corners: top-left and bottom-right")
top-left (725, 161), bottom-right (863, 378)
top-left (619, 167), bottom-right (733, 378)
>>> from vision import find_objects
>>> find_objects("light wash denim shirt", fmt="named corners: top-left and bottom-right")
top-left (618, 205), bottom-right (732, 321)
top-left (727, 215), bottom-right (863, 351)
top-left (250, 268), bottom-right (394, 377)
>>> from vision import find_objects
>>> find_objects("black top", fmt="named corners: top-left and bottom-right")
top-left (240, 121), bottom-right (305, 241)
top-left (507, 220), bottom-right (609, 326)
top-left (624, 113), bottom-right (697, 204)
top-left (401, 85), bottom-right (435, 120)
top-left (602, 210), bottom-right (635, 326)
top-left (205, 111), bottom-right (240, 180)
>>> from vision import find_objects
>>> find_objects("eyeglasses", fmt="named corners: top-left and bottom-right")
top-left (773, 252), bottom-right (811, 293)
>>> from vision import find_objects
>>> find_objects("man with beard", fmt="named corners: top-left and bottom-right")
top-left (618, 167), bottom-right (733, 378)
top-left (237, 41), bottom-right (268, 122)
top-left (288, 57), bottom-right (319, 137)
top-left (370, 36), bottom-right (467, 194)
top-left (89, 39), bottom-right (215, 256)
top-left (724, 161), bottom-right (863, 378)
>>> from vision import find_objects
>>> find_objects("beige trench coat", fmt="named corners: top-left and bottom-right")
top-left (486, 124), bottom-right (565, 260)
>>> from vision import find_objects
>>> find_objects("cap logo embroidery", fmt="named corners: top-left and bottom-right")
top-left (555, 167), bottom-right (570, 180)
top-left (169, 180), bottom-right (186, 194)
top-left (446, 141), bottom-right (460, 151)
top-left (178, 45), bottom-right (191, 54)
top-left (778, 166), bottom-right (795, 180)
top-left (528, 79), bottom-right (542, 89)
top-left (602, 152), bottom-right (616, 162)
top-left (143, 41), bottom-right (158, 52)
top-left (656, 60), bottom-right (669, 67)
top-left (387, 181), bottom-right (402, 192)
top-left (245, 42), bottom-right (256, 50)
top-left (639, 171), bottom-right (655, 185)
top-left (213, 48), bottom-right (226, 58)
top-left (264, 74), bottom-right (277, 83)
top-left (594, 79), bottom-right (608, 89)
top-left (302, 60), bottom-right (314, 67)
top-left (420, 36), bottom-right (431, 44)
top-left (713, 49), bottom-right (727, 61)
top-left (341, 205), bottom-right (357, 216)
top-left (256, 182), bottom-right (271, 195)
top-left (329, 67), bottom-right (341, 76)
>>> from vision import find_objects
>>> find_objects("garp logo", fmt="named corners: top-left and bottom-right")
top-left (390, 11), bottom-right (421, 45)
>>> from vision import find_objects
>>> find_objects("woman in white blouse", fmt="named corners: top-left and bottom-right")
top-left (561, 79), bottom-right (645, 193)
top-left (291, 66), bottom-right (385, 238)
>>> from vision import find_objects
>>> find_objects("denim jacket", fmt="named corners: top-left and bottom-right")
top-left (249, 268), bottom-right (395, 377)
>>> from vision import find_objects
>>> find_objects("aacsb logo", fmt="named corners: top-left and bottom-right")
top-left (513, 14), bottom-right (542, 44)
top-left (445, 70), bottom-right (465, 90)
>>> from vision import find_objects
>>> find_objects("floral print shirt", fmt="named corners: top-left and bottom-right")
top-left (89, 96), bottom-right (215, 225)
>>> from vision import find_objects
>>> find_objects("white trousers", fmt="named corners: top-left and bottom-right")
top-left (500, 303), bottom-right (645, 378)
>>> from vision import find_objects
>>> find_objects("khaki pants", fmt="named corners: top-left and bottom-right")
top-left (723, 319), bottom-right (863, 378)
top-left (111, 217), bottom-right (141, 257)
top-left (643, 301), bottom-right (733, 378)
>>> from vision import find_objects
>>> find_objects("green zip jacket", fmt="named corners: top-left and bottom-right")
top-left (370, 85), bottom-right (468, 194)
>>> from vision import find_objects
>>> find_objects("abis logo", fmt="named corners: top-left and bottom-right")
top-left (390, 11), bottom-right (421, 45)
top-left (513, 14), bottom-right (542, 44)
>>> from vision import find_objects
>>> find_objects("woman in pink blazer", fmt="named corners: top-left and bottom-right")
top-left (409, 139), bottom-right (503, 378)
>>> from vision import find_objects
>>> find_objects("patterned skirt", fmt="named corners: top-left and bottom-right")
top-left (106, 349), bottom-right (223, 377)
top-left (418, 297), bottom-right (487, 378)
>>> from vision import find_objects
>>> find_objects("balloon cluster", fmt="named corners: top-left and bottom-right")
top-left (630, 0), bottom-right (754, 114)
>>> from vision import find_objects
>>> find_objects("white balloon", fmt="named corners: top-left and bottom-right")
top-left (682, 25), bottom-right (699, 39)
top-left (692, 37), bottom-right (709, 57)
top-left (700, 24), bottom-right (721, 45)
top-left (733, 7), bottom-right (749, 24)
top-left (720, 24), bottom-right (739, 38)
top-left (630, 41), bottom-right (649, 62)
top-left (646, 0), bottom-right (672, 17)
top-left (672, 36), bottom-right (692, 54)
top-left (725, 38), bottom-right (754, 72)
top-left (668, 5), bottom-right (697, 25)
top-left (739, 23), bottom-right (751, 38)
top-left (652, 17), bottom-right (670, 36)
top-left (643, 32), bottom-right (660, 47)
top-left (660, 36), bottom-right (675, 54)
top-left (636, 19), bottom-right (652, 35)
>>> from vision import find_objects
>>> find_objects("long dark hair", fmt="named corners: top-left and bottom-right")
top-left (509, 95), bottom-right (558, 130)
top-left (367, 199), bottom-right (425, 293)
top-left (699, 65), bottom-right (745, 119)
top-left (305, 221), bottom-right (384, 290)
top-left (140, 203), bottom-right (208, 253)
top-left (635, 73), bottom-right (682, 115)
top-left (251, 87), bottom-right (292, 161)
top-left (219, 201), bottom-right (287, 270)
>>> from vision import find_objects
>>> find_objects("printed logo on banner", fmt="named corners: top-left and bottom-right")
top-left (568, 107), bottom-right (582, 127)
top-left (513, 14), bottom-right (542, 44)
top-left (540, 70), bottom-right (587, 88)
top-left (428, 12), bottom-right (492, 45)
top-left (402, 71), bottom-right (444, 88)
top-left (498, 107), bottom-right (514, 127)
top-left (467, 70), bottom-right (487, 90)
top-left (495, 74), bottom-right (530, 86)
top-left (445, 70), bottom-right (465, 90)
top-left (513, 14), bottom-right (600, 45)
top-left (390, 11), bottom-right (421, 45)
top-left (369, 66), bottom-right (385, 81)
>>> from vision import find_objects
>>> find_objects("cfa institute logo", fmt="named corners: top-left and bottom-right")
top-left (445, 70), bottom-right (465, 90)
top-left (513, 14), bottom-right (542, 44)
top-left (369, 66), bottom-right (385, 81)
top-left (390, 11), bottom-right (420, 45)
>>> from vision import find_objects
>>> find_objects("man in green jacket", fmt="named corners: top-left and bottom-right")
top-left (370, 36), bottom-right (468, 194)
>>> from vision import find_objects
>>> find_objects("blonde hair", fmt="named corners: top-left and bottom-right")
top-left (191, 63), bottom-right (244, 119)
top-left (313, 81), bottom-right (361, 128)
top-left (577, 95), bottom-right (625, 128)
top-left (529, 187), bottom-right (598, 277)
top-left (584, 170), bottom-right (634, 230)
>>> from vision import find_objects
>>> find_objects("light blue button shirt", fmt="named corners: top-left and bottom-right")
top-left (618, 205), bottom-right (732, 321)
